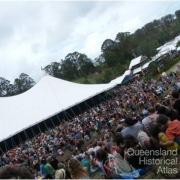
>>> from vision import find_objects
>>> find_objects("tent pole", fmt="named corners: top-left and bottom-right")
top-left (96, 94), bottom-right (102, 104)
top-left (0, 145), bottom-right (4, 154)
top-left (91, 97), bottom-right (96, 107)
top-left (70, 107), bottom-right (76, 117)
top-left (104, 91), bottom-right (110, 100)
top-left (77, 104), bottom-right (82, 114)
top-left (4, 141), bottom-right (7, 152)
top-left (66, 110), bottom-right (73, 119)
top-left (63, 111), bottom-right (71, 121)
top-left (100, 93), bottom-right (107, 102)
top-left (50, 118), bottom-right (56, 129)
top-left (18, 134), bottom-right (22, 144)
top-left (24, 130), bottom-right (29, 140)
top-left (106, 89), bottom-right (113, 98)
top-left (84, 101), bottom-right (91, 109)
top-left (10, 137), bottom-right (15, 148)
top-left (56, 114), bottom-right (61, 123)
top-left (37, 124), bottom-right (42, 134)
top-left (31, 127), bottom-right (35, 138)
top-left (44, 121), bottom-right (49, 131)
top-left (98, 94), bottom-right (104, 102)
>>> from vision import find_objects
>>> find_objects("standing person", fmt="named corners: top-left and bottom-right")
top-left (68, 158), bottom-right (89, 179)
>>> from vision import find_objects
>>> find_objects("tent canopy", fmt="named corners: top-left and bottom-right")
top-left (110, 70), bottom-right (131, 85)
top-left (156, 34), bottom-right (180, 53)
top-left (0, 75), bottom-right (116, 143)
top-left (129, 56), bottom-right (142, 69)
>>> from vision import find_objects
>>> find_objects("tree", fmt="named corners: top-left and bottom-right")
top-left (160, 14), bottom-right (175, 27)
top-left (0, 77), bottom-right (10, 96)
top-left (43, 62), bottom-right (62, 78)
top-left (42, 8), bottom-right (180, 83)
top-left (43, 52), bottom-right (95, 81)
top-left (175, 10), bottom-right (180, 20)
top-left (14, 73), bottom-right (35, 94)
top-left (101, 39), bottom-right (116, 52)
top-left (62, 52), bottom-right (95, 80)
top-left (115, 32), bottom-right (130, 43)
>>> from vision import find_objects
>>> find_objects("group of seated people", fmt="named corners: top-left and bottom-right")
top-left (0, 72), bottom-right (180, 179)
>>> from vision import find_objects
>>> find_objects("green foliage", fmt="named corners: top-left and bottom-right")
top-left (14, 73), bottom-right (35, 94)
top-left (0, 73), bottom-right (35, 97)
top-left (1, 9), bottom-right (180, 97)
top-left (177, 41), bottom-right (180, 47)
top-left (43, 52), bottom-right (95, 81)
top-left (145, 61), bottom-right (159, 80)
top-left (175, 10), bottom-right (180, 20)
top-left (144, 56), bottom-right (180, 80)
top-left (0, 10), bottom-right (180, 96)
top-left (42, 9), bottom-right (180, 84)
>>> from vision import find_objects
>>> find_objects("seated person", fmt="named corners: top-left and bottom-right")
top-left (0, 165), bottom-right (33, 179)
top-left (124, 135), bottom-right (146, 169)
top-left (157, 114), bottom-right (180, 145)
top-left (150, 124), bottom-right (179, 150)
top-left (121, 117), bottom-right (143, 140)
top-left (68, 158), bottom-right (89, 179)
top-left (142, 107), bottom-right (158, 135)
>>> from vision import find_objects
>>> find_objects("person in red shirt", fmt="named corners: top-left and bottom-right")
top-left (157, 114), bottom-right (180, 145)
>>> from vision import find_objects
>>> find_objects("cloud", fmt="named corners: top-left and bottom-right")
top-left (0, 1), bottom-right (179, 82)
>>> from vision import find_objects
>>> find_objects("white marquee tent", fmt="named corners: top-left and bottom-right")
top-left (2, 34), bottom-right (180, 145)
top-left (128, 56), bottom-right (142, 70)
top-left (156, 34), bottom-right (180, 56)
top-left (0, 75), bottom-right (116, 143)
top-left (110, 70), bottom-right (131, 85)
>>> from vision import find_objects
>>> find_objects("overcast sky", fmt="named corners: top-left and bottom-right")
top-left (0, 0), bottom-right (180, 82)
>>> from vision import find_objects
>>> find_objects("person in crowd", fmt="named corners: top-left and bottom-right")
top-left (0, 165), bottom-right (33, 179)
top-left (121, 117), bottom-right (143, 139)
top-left (150, 124), bottom-right (179, 150)
top-left (50, 156), bottom-right (59, 170)
top-left (54, 162), bottom-right (67, 179)
top-left (157, 114), bottom-right (180, 145)
top-left (94, 148), bottom-right (108, 177)
top-left (112, 132), bottom-right (125, 156)
top-left (142, 107), bottom-right (158, 135)
top-left (172, 90), bottom-right (180, 115)
top-left (137, 130), bottom-right (151, 148)
top-left (44, 158), bottom-right (55, 179)
top-left (39, 159), bottom-right (47, 178)
top-left (55, 168), bottom-right (66, 179)
top-left (124, 135), bottom-right (146, 169)
top-left (80, 153), bottom-right (91, 176)
top-left (68, 158), bottom-right (89, 179)
top-left (0, 73), bottom-right (179, 179)
top-left (155, 104), bottom-right (170, 116)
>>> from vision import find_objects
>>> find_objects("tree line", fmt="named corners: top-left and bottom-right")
top-left (0, 9), bottom-right (180, 96)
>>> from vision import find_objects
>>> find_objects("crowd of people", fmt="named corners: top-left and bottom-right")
top-left (0, 72), bottom-right (180, 179)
